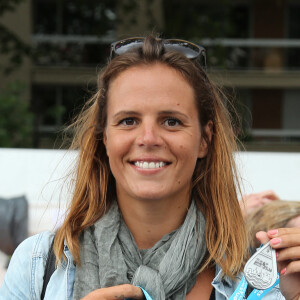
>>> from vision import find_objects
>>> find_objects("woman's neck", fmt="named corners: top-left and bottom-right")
top-left (117, 194), bottom-right (191, 249)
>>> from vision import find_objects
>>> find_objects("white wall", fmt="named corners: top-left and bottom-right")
top-left (0, 148), bottom-right (76, 234)
top-left (235, 151), bottom-right (300, 200)
top-left (0, 148), bottom-right (299, 234)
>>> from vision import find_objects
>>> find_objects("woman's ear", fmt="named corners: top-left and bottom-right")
top-left (198, 120), bottom-right (213, 158)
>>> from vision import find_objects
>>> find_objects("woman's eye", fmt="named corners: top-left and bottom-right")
top-left (120, 118), bottom-right (136, 126)
top-left (164, 118), bottom-right (181, 127)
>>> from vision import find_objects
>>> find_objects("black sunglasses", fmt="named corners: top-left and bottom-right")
top-left (110, 37), bottom-right (206, 68)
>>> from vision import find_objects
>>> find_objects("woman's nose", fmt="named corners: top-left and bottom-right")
top-left (136, 122), bottom-right (163, 147)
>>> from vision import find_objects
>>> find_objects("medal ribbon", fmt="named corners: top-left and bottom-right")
top-left (135, 273), bottom-right (279, 300)
top-left (138, 286), bottom-right (153, 300)
top-left (228, 273), bottom-right (280, 300)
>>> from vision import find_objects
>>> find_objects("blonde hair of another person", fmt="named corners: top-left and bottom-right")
top-left (246, 200), bottom-right (300, 248)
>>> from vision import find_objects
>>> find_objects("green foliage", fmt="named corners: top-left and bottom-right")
top-left (0, 24), bottom-right (31, 74)
top-left (0, 0), bottom-right (24, 16)
top-left (0, 82), bottom-right (33, 147)
top-left (0, 0), bottom-right (31, 74)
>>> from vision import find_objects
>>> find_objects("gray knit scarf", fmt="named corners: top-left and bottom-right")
top-left (73, 200), bottom-right (206, 300)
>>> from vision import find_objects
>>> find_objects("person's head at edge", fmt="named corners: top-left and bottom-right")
top-left (247, 200), bottom-right (300, 248)
top-left (53, 34), bottom-right (248, 278)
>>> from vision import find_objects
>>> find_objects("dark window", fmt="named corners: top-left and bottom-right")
top-left (33, 0), bottom-right (57, 34)
top-left (287, 5), bottom-right (300, 69)
top-left (163, 1), bottom-right (249, 39)
top-left (33, 0), bottom-right (117, 35)
top-left (31, 85), bottom-right (93, 148)
top-left (32, 0), bottom-right (116, 67)
top-left (33, 42), bottom-right (110, 66)
top-left (163, 1), bottom-right (250, 69)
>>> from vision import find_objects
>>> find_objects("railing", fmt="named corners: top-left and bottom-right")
top-left (198, 39), bottom-right (300, 71)
top-left (199, 38), bottom-right (300, 48)
top-left (250, 129), bottom-right (300, 138)
top-left (32, 34), bottom-right (114, 44)
top-left (31, 35), bottom-right (300, 70)
top-left (32, 36), bottom-right (300, 47)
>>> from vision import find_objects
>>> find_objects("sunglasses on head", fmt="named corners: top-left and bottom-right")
top-left (110, 37), bottom-right (207, 68)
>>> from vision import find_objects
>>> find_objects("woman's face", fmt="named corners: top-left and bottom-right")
top-left (104, 63), bottom-right (209, 203)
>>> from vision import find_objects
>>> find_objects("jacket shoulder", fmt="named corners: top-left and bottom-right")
top-left (0, 231), bottom-right (55, 299)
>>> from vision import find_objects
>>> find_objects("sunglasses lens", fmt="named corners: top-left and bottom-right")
top-left (111, 38), bottom-right (206, 67)
top-left (114, 39), bottom-right (144, 56)
top-left (164, 41), bottom-right (201, 59)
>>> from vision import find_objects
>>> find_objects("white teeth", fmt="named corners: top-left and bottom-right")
top-left (149, 162), bottom-right (155, 168)
top-left (134, 161), bottom-right (167, 169)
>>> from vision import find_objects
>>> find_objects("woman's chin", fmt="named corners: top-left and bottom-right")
top-left (132, 191), bottom-right (165, 201)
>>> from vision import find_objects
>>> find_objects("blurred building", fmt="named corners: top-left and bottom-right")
top-left (1, 0), bottom-right (300, 150)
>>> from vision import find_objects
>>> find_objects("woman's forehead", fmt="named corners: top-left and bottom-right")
top-left (108, 63), bottom-right (194, 94)
top-left (106, 63), bottom-right (196, 111)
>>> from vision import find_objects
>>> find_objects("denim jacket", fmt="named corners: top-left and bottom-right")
top-left (0, 231), bottom-right (284, 300)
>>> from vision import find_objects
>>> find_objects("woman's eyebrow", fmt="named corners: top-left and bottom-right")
top-left (158, 110), bottom-right (189, 118)
top-left (112, 110), bottom-right (141, 119)
top-left (112, 110), bottom-right (189, 119)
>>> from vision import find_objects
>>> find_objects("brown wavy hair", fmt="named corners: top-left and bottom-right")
top-left (54, 35), bottom-right (248, 278)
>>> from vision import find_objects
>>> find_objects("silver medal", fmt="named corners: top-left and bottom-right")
top-left (244, 241), bottom-right (277, 290)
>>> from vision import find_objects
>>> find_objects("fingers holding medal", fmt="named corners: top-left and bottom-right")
top-left (267, 227), bottom-right (300, 275)
top-left (256, 228), bottom-right (300, 300)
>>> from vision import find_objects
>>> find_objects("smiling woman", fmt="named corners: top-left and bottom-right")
top-left (1, 35), bottom-right (299, 300)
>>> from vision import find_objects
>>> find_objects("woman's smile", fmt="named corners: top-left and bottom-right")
top-left (104, 63), bottom-right (208, 202)
top-left (129, 157), bottom-right (170, 175)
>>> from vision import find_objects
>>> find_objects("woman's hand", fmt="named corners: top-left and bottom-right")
top-left (256, 228), bottom-right (300, 300)
top-left (240, 190), bottom-right (280, 217)
top-left (82, 284), bottom-right (145, 300)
